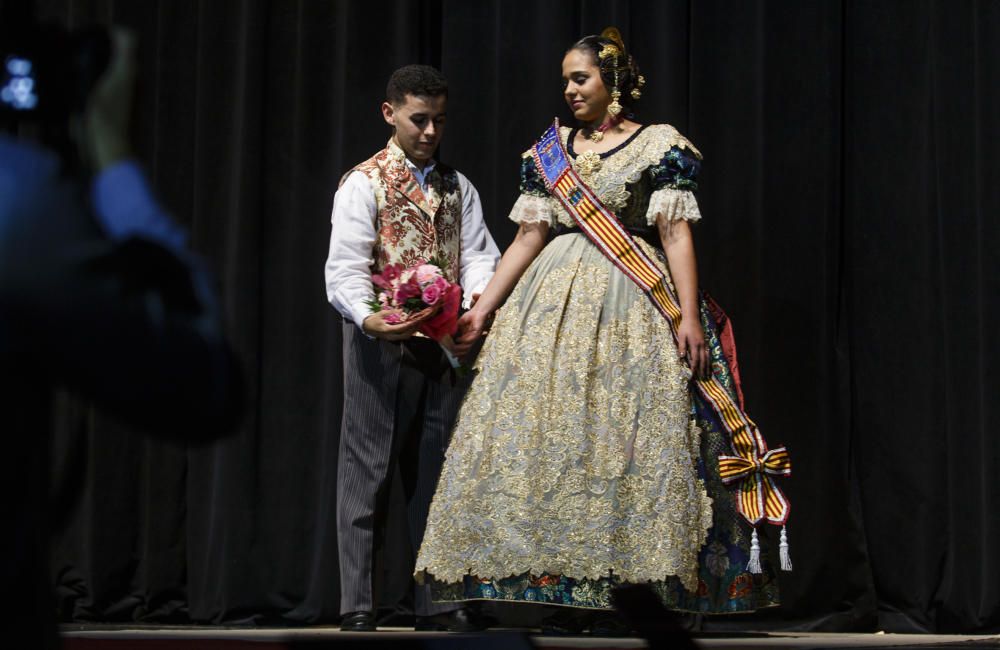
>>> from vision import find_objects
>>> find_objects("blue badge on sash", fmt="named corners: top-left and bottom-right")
top-left (534, 123), bottom-right (569, 187)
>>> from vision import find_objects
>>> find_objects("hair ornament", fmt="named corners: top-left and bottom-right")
top-left (598, 42), bottom-right (621, 60)
top-left (600, 27), bottom-right (626, 55)
top-left (599, 27), bottom-right (627, 117)
top-left (608, 90), bottom-right (623, 117)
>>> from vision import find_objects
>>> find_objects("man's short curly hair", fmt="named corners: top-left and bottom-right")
top-left (386, 64), bottom-right (448, 105)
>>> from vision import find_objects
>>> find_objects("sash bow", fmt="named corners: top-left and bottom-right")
top-left (718, 446), bottom-right (791, 525)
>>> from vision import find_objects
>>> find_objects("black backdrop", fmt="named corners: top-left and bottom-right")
top-left (9, 0), bottom-right (999, 634)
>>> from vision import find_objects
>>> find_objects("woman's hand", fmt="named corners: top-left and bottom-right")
top-left (677, 316), bottom-right (710, 379)
top-left (452, 305), bottom-right (491, 358)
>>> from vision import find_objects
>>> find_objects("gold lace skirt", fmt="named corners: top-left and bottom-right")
top-left (415, 232), bottom-right (713, 592)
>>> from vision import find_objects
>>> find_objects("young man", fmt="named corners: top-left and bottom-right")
top-left (324, 65), bottom-right (499, 632)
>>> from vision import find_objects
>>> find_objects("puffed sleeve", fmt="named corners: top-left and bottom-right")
top-left (645, 145), bottom-right (703, 225)
top-left (507, 153), bottom-right (556, 226)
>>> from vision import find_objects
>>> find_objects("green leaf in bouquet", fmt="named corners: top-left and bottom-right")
top-left (404, 297), bottom-right (426, 311)
top-left (425, 254), bottom-right (450, 272)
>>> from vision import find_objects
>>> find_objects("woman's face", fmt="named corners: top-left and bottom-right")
top-left (562, 48), bottom-right (611, 123)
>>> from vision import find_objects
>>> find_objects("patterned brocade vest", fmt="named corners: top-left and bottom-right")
top-left (346, 140), bottom-right (463, 283)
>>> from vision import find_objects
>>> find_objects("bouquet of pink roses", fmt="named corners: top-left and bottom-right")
top-left (367, 257), bottom-right (463, 367)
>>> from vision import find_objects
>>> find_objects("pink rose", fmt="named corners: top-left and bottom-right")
top-left (432, 276), bottom-right (449, 293)
top-left (415, 263), bottom-right (441, 286)
top-left (422, 284), bottom-right (442, 306)
top-left (381, 264), bottom-right (401, 282)
top-left (384, 312), bottom-right (403, 324)
top-left (419, 284), bottom-right (463, 341)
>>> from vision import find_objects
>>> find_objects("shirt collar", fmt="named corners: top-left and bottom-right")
top-left (386, 138), bottom-right (436, 187)
top-left (405, 157), bottom-right (436, 187)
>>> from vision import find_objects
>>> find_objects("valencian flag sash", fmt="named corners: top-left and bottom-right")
top-left (531, 120), bottom-right (792, 571)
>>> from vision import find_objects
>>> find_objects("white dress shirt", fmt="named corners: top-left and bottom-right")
top-left (325, 157), bottom-right (500, 330)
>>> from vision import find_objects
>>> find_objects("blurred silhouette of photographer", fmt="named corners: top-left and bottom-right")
top-left (0, 13), bottom-right (243, 648)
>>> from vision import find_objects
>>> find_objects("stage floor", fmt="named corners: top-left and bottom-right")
top-left (60, 625), bottom-right (1000, 649)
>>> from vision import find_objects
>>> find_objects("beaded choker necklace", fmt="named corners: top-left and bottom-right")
top-left (586, 114), bottom-right (624, 142)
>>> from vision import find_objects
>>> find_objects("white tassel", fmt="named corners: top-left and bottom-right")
top-left (746, 527), bottom-right (762, 574)
top-left (779, 525), bottom-right (793, 571)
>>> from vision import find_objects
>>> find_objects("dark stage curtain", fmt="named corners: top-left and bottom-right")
top-left (8, 0), bottom-right (998, 634)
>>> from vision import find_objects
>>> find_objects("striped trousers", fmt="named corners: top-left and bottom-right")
top-left (336, 322), bottom-right (468, 616)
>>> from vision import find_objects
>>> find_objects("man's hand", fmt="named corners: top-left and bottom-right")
top-left (80, 28), bottom-right (137, 172)
top-left (362, 307), bottom-right (434, 341)
top-left (676, 316), bottom-right (710, 379)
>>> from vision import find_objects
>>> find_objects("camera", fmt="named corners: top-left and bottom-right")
top-left (0, 23), bottom-right (111, 126)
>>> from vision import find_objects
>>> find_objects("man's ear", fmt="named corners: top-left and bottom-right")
top-left (381, 102), bottom-right (395, 127)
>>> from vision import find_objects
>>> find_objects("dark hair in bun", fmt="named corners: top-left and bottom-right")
top-left (569, 34), bottom-right (643, 112)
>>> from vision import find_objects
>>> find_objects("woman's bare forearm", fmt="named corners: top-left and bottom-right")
top-left (658, 216), bottom-right (700, 320)
top-left (473, 221), bottom-right (549, 315)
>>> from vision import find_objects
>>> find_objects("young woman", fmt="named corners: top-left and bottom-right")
top-left (416, 28), bottom-right (781, 630)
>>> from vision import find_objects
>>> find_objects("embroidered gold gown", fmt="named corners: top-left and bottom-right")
top-left (415, 125), bottom-right (779, 612)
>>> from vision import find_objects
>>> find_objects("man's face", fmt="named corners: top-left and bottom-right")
top-left (381, 93), bottom-right (447, 167)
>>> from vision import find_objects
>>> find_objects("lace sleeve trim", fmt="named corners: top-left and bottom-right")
top-left (646, 188), bottom-right (702, 225)
top-left (508, 193), bottom-right (556, 226)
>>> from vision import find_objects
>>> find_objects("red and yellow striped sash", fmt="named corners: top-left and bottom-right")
top-left (531, 120), bottom-right (791, 528)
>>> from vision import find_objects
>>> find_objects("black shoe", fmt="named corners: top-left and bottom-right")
top-left (415, 607), bottom-right (488, 633)
top-left (679, 612), bottom-right (704, 632)
top-left (340, 610), bottom-right (376, 632)
top-left (539, 608), bottom-right (587, 636)
top-left (587, 611), bottom-right (633, 637)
